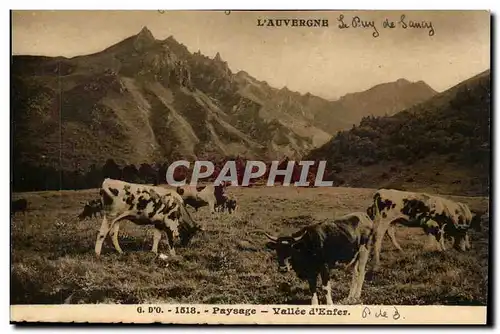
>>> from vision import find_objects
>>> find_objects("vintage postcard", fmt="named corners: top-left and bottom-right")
top-left (10, 9), bottom-right (491, 325)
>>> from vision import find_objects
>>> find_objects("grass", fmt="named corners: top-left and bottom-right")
top-left (10, 186), bottom-right (489, 305)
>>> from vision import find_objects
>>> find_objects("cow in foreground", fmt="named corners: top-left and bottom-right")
top-left (11, 198), bottom-right (28, 215)
top-left (263, 212), bottom-right (374, 305)
top-left (367, 188), bottom-right (483, 269)
top-left (78, 199), bottom-right (103, 220)
top-left (176, 183), bottom-right (227, 214)
top-left (95, 178), bottom-right (203, 257)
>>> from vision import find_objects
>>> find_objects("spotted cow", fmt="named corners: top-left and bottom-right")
top-left (263, 212), bottom-right (374, 305)
top-left (95, 178), bottom-right (203, 257)
top-left (367, 188), bottom-right (484, 269)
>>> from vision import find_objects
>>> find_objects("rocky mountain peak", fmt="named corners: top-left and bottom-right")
top-left (134, 26), bottom-right (156, 51)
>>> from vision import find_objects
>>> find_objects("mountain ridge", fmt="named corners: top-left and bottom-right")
top-left (305, 69), bottom-right (491, 196)
top-left (12, 26), bottom-right (438, 174)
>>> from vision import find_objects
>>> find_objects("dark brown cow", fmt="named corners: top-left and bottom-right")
top-left (263, 212), bottom-right (374, 305)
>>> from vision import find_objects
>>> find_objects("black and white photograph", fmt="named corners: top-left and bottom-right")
top-left (9, 9), bottom-right (491, 325)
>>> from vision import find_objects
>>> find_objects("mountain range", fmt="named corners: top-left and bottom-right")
top-left (307, 69), bottom-right (491, 196)
top-left (12, 26), bottom-right (438, 172)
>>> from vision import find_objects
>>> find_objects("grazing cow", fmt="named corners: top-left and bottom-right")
top-left (78, 199), bottom-right (103, 220)
top-left (176, 182), bottom-right (227, 214)
top-left (263, 212), bottom-right (374, 305)
top-left (95, 178), bottom-right (203, 257)
top-left (11, 198), bottom-right (28, 215)
top-left (367, 188), bottom-right (484, 269)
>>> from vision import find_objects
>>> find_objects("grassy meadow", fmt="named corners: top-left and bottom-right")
top-left (10, 186), bottom-right (489, 305)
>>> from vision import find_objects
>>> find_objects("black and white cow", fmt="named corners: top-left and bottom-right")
top-left (263, 212), bottom-right (374, 305)
top-left (95, 178), bottom-right (203, 257)
top-left (367, 188), bottom-right (484, 269)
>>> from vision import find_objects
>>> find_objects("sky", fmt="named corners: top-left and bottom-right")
top-left (11, 10), bottom-right (490, 100)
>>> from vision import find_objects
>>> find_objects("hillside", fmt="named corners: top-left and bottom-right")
top-left (12, 27), bottom-right (436, 177)
top-left (316, 79), bottom-right (437, 134)
top-left (306, 69), bottom-right (491, 196)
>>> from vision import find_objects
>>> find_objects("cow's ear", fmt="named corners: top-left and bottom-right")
top-left (265, 242), bottom-right (277, 250)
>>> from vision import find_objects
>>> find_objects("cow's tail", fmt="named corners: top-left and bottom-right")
top-left (344, 249), bottom-right (360, 269)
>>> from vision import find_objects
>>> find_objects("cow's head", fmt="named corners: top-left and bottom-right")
top-left (264, 230), bottom-right (307, 273)
top-left (176, 202), bottom-right (204, 246)
top-left (178, 222), bottom-right (204, 246)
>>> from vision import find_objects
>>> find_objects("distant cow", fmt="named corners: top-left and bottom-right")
top-left (367, 188), bottom-right (483, 269)
top-left (263, 212), bottom-right (374, 305)
top-left (221, 197), bottom-right (238, 214)
top-left (78, 199), bottom-right (103, 220)
top-left (95, 178), bottom-right (203, 257)
top-left (11, 198), bottom-right (28, 215)
top-left (214, 193), bottom-right (238, 214)
top-left (176, 182), bottom-right (228, 214)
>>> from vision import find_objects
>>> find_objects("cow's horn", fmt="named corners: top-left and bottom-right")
top-left (263, 232), bottom-right (278, 242)
top-left (293, 230), bottom-right (307, 242)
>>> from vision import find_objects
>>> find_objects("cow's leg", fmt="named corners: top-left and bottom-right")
top-left (464, 233), bottom-right (471, 250)
top-left (347, 257), bottom-right (360, 302)
top-left (109, 221), bottom-right (123, 254)
top-left (436, 225), bottom-right (447, 252)
top-left (95, 215), bottom-right (112, 257)
top-left (386, 225), bottom-right (403, 251)
top-left (454, 235), bottom-right (467, 252)
top-left (151, 228), bottom-right (162, 254)
top-left (209, 200), bottom-right (216, 214)
top-left (164, 229), bottom-right (176, 256)
top-left (106, 212), bottom-right (132, 254)
top-left (308, 276), bottom-right (319, 305)
top-left (354, 244), bottom-right (369, 299)
top-left (372, 220), bottom-right (390, 270)
top-left (320, 268), bottom-right (333, 305)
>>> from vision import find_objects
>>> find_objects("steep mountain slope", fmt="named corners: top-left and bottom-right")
top-left (306, 70), bottom-right (491, 196)
top-left (12, 26), bottom-right (437, 175)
